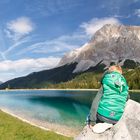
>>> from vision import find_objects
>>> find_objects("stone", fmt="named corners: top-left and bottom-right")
top-left (75, 99), bottom-right (140, 140)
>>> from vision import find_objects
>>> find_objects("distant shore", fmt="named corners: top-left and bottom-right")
top-left (0, 88), bottom-right (99, 92)
top-left (0, 88), bottom-right (140, 92)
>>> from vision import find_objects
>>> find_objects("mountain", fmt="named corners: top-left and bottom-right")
top-left (0, 63), bottom-right (79, 89)
top-left (59, 24), bottom-right (140, 72)
top-left (0, 24), bottom-right (140, 89)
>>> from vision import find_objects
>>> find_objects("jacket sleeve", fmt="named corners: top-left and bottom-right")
top-left (88, 87), bottom-right (103, 125)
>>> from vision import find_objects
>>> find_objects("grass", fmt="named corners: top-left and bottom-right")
top-left (0, 110), bottom-right (72, 140)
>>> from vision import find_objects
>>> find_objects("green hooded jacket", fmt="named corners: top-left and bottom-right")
top-left (97, 71), bottom-right (129, 121)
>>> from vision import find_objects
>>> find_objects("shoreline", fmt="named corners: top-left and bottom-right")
top-left (0, 108), bottom-right (79, 137)
top-left (0, 88), bottom-right (99, 91)
top-left (0, 88), bottom-right (140, 92)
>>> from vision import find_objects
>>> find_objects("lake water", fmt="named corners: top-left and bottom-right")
top-left (0, 90), bottom-right (139, 136)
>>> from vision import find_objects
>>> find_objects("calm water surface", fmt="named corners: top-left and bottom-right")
top-left (0, 90), bottom-right (139, 132)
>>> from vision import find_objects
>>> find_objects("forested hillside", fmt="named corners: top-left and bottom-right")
top-left (41, 68), bottom-right (140, 90)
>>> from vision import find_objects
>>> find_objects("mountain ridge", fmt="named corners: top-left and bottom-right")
top-left (59, 24), bottom-right (140, 73)
top-left (0, 24), bottom-right (140, 89)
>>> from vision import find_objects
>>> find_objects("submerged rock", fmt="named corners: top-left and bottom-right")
top-left (75, 99), bottom-right (140, 140)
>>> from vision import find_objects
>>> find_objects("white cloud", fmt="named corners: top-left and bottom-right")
top-left (135, 9), bottom-right (140, 17)
top-left (80, 17), bottom-right (121, 36)
top-left (7, 17), bottom-right (34, 34)
top-left (0, 57), bottom-right (60, 82)
top-left (6, 17), bottom-right (34, 41)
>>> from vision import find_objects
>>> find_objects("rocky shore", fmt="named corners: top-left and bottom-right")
top-left (75, 99), bottom-right (140, 140)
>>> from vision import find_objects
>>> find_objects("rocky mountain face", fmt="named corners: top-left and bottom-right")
top-left (59, 24), bottom-right (140, 73)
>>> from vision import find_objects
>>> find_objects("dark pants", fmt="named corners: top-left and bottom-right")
top-left (96, 113), bottom-right (118, 124)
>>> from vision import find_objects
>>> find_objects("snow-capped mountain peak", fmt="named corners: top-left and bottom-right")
top-left (58, 24), bottom-right (140, 73)
top-left (58, 43), bottom-right (90, 66)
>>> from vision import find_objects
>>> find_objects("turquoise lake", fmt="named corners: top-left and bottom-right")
top-left (0, 90), bottom-right (139, 135)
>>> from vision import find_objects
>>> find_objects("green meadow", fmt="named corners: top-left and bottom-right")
top-left (0, 110), bottom-right (72, 140)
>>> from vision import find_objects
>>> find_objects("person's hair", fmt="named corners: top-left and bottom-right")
top-left (115, 65), bottom-right (122, 73)
top-left (109, 65), bottom-right (122, 74)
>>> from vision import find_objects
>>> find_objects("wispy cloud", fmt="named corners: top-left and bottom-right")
top-left (0, 57), bottom-right (60, 82)
top-left (0, 35), bottom-right (32, 61)
top-left (135, 9), bottom-right (140, 17)
top-left (15, 17), bottom-right (121, 58)
top-left (80, 17), bottom-right (121, 36)
top-left (5, 17), bottom-right (34, 42)
top-left (113, 14), bottom-right (131, 19)
top-left (5, 36), bottom-right (31, 54)
top-left (0, 17), bottom-right (35, 60)
top-left (97, 0), bottom-right (138, 20)
top-left (15, 32), bottom-right (88, 57)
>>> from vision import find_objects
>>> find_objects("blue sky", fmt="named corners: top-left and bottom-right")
top-left (0, 0), bottom-right (140, 82)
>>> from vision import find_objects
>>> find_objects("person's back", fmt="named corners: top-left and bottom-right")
top-left (88, 65), bottom-right (129, 127)
top-left (97, 68), bottom-right (129, 123)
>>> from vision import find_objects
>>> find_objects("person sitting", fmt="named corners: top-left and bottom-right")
top-left (87, 65), bottom-right (129, 132)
